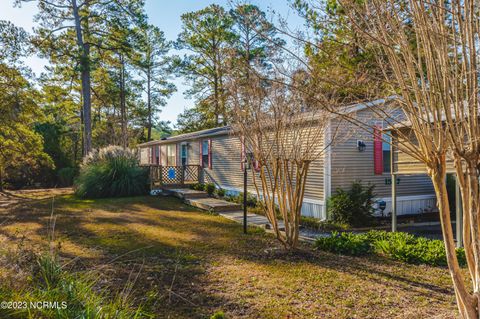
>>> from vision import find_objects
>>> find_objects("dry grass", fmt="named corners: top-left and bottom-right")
top-left (0, 189), bottom-right (459, 318)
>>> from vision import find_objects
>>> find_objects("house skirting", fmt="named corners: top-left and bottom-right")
top-left (222, 186), bottom-right (435, 221)
top-left (376, 194), bottom-right (437, 216)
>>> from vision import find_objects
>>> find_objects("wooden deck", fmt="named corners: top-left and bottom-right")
top-left (146, 165), bottom-right (202, 188)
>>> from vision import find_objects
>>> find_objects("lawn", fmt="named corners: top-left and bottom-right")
top-left (0, 189), bottom-right (459, 318)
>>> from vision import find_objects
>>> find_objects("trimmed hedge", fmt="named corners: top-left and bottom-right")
top-left (315, 230), bottom-right (466, 267)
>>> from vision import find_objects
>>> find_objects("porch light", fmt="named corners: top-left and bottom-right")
top-left (357, 140), bottom-right (366, 152)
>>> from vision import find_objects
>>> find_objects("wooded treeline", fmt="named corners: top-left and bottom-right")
top-left (1, 1), bottom-right (296, 189)
top-left (0, 0), bottom-right (381, 189)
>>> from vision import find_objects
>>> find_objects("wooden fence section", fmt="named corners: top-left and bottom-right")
top-left (148, 165), bottom-right (201, 188)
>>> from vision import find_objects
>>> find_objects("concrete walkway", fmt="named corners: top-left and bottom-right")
top-left (217, 210), bottom-right (329, 243)
top-left (159, 188), bottom-right (329, 242)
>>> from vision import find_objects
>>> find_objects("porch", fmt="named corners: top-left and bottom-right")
top-left (145, 165), bottom-right (202, 189)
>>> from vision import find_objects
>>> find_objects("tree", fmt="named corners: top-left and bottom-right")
top-left (230, 4), bottom-right (284, 73)
top-left (293, 0), bottom-right (386, 102)
top-left (176, 4), bottom-right (236, 127)
top-left (0, 64), bottom-right (52, 190)
top-left (0, 20), bottom-right (52, 190)
top-left (324, 0), bottom-right (480, 317)
top-left (228, 68), bottom-right (333, 249)
top-left (175, 102), bottom-right (218, 133)
top-left (17, 0), bottom-right (146, 155)
top-left (0, 20), bottom-right (30, 64)
top-left (134, 24), bottom-right (176, 141)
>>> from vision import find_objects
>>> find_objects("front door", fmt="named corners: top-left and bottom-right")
top-left (181, 144), bottom-right (188, 166)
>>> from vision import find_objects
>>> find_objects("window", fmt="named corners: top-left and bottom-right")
top-left (167, 144), bottom-right (176, 166)
top-left (201, 140), bottom-right (211, 168)
top-left (382, 133), bottom-right (391, 173)
top-left (155, 145), bottom-right (160, 165)
top-left (181, 144), bottom-right (188, 166)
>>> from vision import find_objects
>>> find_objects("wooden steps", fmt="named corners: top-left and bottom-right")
top-left (162, 188), bottom-right (241, 212)
top-left (185, 197), bottom-right (241, 212)
top-left (164, 188), bottom-right (209, 200)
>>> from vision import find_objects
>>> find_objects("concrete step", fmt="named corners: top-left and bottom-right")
top-left (164, 188), bottom-right (209, 200)
top-left (185, 197), bottom-right (242, 212)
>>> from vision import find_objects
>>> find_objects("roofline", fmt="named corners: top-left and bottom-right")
top-left (137, 126), bottom-right (232, 147)
top-left (138, 96), bottom-right (398, 147)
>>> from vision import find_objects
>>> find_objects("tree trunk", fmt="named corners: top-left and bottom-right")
top-left (147, 67), bottom-right (152, 141)
top-left (120, 54), bottom-right (127, 148)
top-left (429, 162), bottom-right (478, 319)
top-left (213, 70), bottom-right (219, 125)
top-left (72, 0), bottom-right (92, 155)
top-left (0, 164), bottom-right (4, 192)
top-left (81, 53), bottom-right (92, 155)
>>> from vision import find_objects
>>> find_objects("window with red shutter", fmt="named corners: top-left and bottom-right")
top-left (201, 140), bottom-right (209, 168)
top-left (373, 124), bottom-right (383, 175)
top-left (208, 139), bottom-right (212, 169)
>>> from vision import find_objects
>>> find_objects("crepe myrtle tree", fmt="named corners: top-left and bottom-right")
top-left (228, 69), bottom-right (336, 249)
top-left (328, 1), bottom-right (480, 317)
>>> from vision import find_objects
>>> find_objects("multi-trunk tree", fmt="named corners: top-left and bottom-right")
top-left (228, 68), bottom-right (333, 249)
top-left (292, 0), bottom-right (480, 317)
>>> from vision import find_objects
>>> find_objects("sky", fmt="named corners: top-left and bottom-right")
top-left (0, 0), bottom-right (305, 126)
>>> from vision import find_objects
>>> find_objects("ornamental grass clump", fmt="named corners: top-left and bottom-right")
top-left (74, 146), bottom-right (149, 199)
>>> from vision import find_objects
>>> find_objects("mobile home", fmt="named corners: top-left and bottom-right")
top-left (138, 99), bottom-right (436, 220)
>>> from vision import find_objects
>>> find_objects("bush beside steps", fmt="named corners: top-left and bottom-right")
top-left (315, 230), bottom-right (466, 267)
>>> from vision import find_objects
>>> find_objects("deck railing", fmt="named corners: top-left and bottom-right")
top-left (146, 165), bottom-right (201, 188)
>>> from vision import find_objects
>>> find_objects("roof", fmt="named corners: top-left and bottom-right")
top-left (138, 97), bottom-right (398, 147)
top-left (138, 126), bottom-right (232, 147)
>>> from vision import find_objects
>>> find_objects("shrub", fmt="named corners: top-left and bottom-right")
top-left (57, 167), bottom-right (76, 187)
top-left (314, 232), bottom-right (372, 256)
top-left (300, 216), bottom-right (321, 229)
top-left (210, 311), bottom-right (226, 319)
top-left (74, 146), bottom-right (149, 199)
top-left (205, 183), bottom-right (216, 196)
top-left (225, 192), bottom-right (256, 206)
top-left (216, 188), bottom-right (226, 198)
top-left (315, 230), bottom-right (467, 267)
top-left (328, 181), bottom-right (376, 227)
top-left (191, 183), bottom-right (205, 191)
top-left (370, 231), bottom-right (466, 266)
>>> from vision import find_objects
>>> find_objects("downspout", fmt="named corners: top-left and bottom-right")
top-left (323, 120), bottom-right (332, 220)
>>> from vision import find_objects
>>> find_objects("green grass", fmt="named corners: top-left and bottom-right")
top-left (0, 190), bottom-right (461, 318)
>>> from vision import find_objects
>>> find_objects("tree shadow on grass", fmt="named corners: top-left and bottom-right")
top-left (0, 193), bottom-right (459, 318)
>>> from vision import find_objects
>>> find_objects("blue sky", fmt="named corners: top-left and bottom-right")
top-left (0, 0), bottom-right (304, 125)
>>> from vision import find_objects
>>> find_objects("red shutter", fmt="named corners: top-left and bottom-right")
top-left (208, 139), bottom-right (212, 169)
top-left (254, 159), bottom-right (260, 172)
top-left (158, 145), bottom-right (163, 165)
top-left (199, 140), bottom-right (203, 166)
top-left (241, 136), bottom-right (245, 170)
top-left (374, 125), bottom-right (383, 175)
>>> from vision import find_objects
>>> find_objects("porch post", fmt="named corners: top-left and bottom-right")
top-left (391, 174), bottom-right (397, 232)
top-left (390, 136), bottom-right (397, 232)
top-left (150, 165), bottom-right (153, 190)
top-left (455, 174), bottom-right (463, 248)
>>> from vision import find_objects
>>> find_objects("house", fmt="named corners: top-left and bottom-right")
top-left (138, 99), bottom-right (436, 220)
